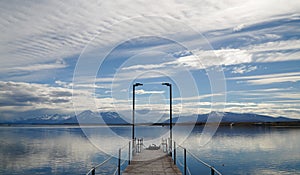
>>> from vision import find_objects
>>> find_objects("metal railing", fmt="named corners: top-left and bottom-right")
top-left (86, 138), bottom-right (144, 175)
top-left (87, 138), bottom-right (221, 175)
top-left (169, 139), bottom-right (222, 175)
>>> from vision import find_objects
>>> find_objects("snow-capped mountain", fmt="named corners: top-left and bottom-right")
top-left (15, 114), bottom-right (72, 124)
top-left (11, 110), bottom-right (129, 125)
top-left (7, 111), bottom-right (298, 125)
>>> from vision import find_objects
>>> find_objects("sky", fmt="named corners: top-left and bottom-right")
top-left (0, 0), bottom-right (300, 122)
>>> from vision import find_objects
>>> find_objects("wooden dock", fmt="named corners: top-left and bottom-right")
top-left (123, 149), bottom-right (182, 175)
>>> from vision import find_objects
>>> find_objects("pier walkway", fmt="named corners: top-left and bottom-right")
top-left (123, 149), bottom-right (182, 175)
top-left (86, 138), bottom-right (222, 175)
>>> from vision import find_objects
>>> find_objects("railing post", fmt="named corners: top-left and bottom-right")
top-left (184, 148), bottom-right (187, 175)
top-left (211, 167), bottom-right (215, 175)
top-left (139, 139), bottom-right (141, 153)
top-left (166, 139), bottom-right (168, 154)
top-left (118, 148), bottom-right (121, 175)
top-left (174, 141), bottom-right (176, 165)
top-left (128, 141), bottom-right (131, 165)
top-left (91, 167), bottom-right (95, 175)
top-left (169, 138), bottom-right (172, 156)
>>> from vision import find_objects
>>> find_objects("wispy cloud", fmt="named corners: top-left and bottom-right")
top-left (0, 59), bottom-right (67, 73)
top-left (227, 72), bottom-right (300, 85)
top-left (1, 1), bottom-right (299, 74)
top-left (231, 65), bottom-right (257, 74)
top-left (135, 89), bottom-right (165, 95)
top-left (0, 1), bottom-right (300, 121)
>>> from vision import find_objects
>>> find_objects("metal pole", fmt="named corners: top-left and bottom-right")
top-left (169, 84), bottom-right (172, 156)
top-left (166, 139), bottom-right (168, 154)
top-left (118, 148), bottom-right (121, 175)
top-left (211, 167), bottom-right (215, 175)
top-left (132, 85), bottom-right (135, 141)
top-left (162, 83), bottom-right (173, 156)
top-left (174, 141), bottom-right (176, 165)
top-left (128, 141), bottom-right (131, 165)
top-left (184, 148), bottom-right (187, 175)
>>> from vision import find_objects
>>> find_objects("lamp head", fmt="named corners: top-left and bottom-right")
top-left (162, 82), bottom-right (171, 86)
top-left (134, 83), bottom-right (143, 86)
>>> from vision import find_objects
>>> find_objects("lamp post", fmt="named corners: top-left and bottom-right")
top-left (162, 82), bottom-right (172, 155)
top-left (132, 83), bottom-right (143, 141)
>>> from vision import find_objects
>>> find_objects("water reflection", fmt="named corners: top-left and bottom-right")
top-left (1, 126), bottom-right (300, 175)
top-left (179, 126), bottom-right (300, 175)
top-left (0, 126), bottom-right (111, 175)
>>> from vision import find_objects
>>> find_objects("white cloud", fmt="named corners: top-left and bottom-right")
top-left (0, 0), bottom-right (299, 74)
top-left (135, 89), bottom-right (165, 95)
top-left (0, 81), bottom-right (94, 120)
top-left (118, 48), bottom-right (253, 73)
top-left (231, 65), bottom-right (257, 74)
top-left (1, 1), bottom-right (300, 120)
top-left (227, 72), bottom-right (300, 85)
top-left (0, 59), bottom-right (67, 73)
top-left (233, 23), bottom-right (246, 32)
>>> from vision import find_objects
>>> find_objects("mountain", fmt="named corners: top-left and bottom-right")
top-left (164, 112), bottom-right (299, 124)
top-left (13, 114), bottom-right (73, 124)
top-left (11, 110), bottom-right (129, 125)
top-left (68, 110), bottom-right (103, 124)
top-left (101, 112), bottom-right (129, 124)
top-left (6, 111), bottom-right (298, 125)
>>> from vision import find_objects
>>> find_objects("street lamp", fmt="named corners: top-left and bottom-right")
top-left (162, 82), bottom-right (172, 155)
top-left (132, 83), bottom-right (143, 141)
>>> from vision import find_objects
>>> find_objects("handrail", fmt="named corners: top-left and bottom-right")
top-left (187, 149), bottom-right (222, 175)
top-left (86, 155), bottom-right (114, 175)
top-left (176, 143), bottom-right (222, 175)
top-left (86, 141), bottom-right (133, 175)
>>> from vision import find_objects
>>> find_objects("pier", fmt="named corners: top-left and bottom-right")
top-left (123, 149), bottom-right (181, 175)
top-left (86, 138), bottom-right (222, 175)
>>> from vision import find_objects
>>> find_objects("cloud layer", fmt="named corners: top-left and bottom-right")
top-left (0, 1), bottom-right (300, 120)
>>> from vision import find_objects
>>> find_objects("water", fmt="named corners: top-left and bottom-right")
top-left (0, 125), bottom-right (299, 175)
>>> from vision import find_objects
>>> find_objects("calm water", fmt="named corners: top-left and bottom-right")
top-left (0, 125), bottom-right (299, 175)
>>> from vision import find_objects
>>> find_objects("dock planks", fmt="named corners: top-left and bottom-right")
top-left (123, 149), bottom-right (182, 175)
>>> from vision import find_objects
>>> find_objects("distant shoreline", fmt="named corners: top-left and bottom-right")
top-left (1, 121), bottom-right (300, 127)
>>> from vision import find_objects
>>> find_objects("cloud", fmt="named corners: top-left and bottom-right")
top-left (117, 47), bottom-right (253, 74)
top-left (0, 81), bottom-right (73, 107)
top-left (0, 0), bottom-right (299, 75)
top-left (1, 1), bottom-right (300, 121)
top-left (135, 89), bottom-right (165, 95)
top-left (0, 59), bottom-right (67, 73)
top-left (118, 37), bottom-right (299, 74)
top-left (227, 72), bottom-right (300, 85)
top-left (231, 65), bottom-right (257, 74)
top-left (233, 24), bottom-right (246, 32)
top-left (0, 81), bottom-right (93, 120)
